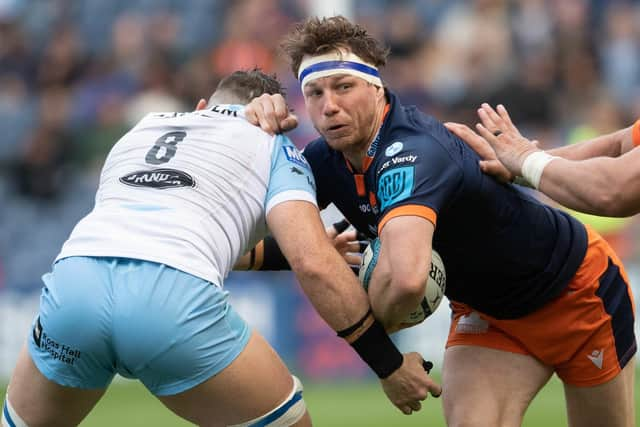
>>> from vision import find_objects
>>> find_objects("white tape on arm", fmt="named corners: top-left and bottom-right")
top-left (520, 151), bottom-right (558, 189)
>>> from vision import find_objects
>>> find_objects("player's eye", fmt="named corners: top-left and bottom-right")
top-left (305, 89), bottom-right (322, 98)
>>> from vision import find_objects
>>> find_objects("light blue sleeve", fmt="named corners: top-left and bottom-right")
top-left (265, 135), bottom-right (317, 214)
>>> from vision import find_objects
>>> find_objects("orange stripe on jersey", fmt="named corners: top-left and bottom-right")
top-left (354, 174), bottom-right (366, 196)
top-left (378, 204), bottom-right (437, 234)
top-left (362, 156), bottom-right (374, 172)
top-left (369, 191), bottom-right (377, 208)
top-left (632, 119), bottom-right (640, 147)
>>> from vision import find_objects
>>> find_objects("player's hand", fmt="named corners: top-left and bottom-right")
top-left (245, 93), bottom-right (298, 134)
top-left (445, 121), bottom-right (514, 183)
top-left (326, 219), bottom-right (367, 267)
top-left (475, 103), bottom-right (541, 175)
top-left (380, 352), bottom-right (441, 415)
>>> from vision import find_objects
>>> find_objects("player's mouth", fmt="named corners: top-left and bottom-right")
top-left (325, 124), bottom-right (347, 135)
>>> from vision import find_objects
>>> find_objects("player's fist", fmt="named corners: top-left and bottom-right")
top-left (380, 352), bottom-right (441, 415)
top-left (245, 93), bottom-right (298, 134)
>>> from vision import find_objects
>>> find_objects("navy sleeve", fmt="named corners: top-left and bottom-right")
top-left (375, 133), bottom-right (463, 223)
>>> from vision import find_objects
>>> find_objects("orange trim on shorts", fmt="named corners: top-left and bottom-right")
top-left (446, 226), bottom-right (636, 387)
top-left (378, 205), bottom-right (437, 234)
top-left (632, 119), bottom-right (640, 147)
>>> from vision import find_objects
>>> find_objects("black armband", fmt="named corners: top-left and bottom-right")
top-left (260, 235), bottom-right (291, 270)
top-left (339, 312), bottom-right (403, 379)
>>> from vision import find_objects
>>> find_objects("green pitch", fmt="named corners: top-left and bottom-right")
top-left (2, 373), bottom-right (639, 426)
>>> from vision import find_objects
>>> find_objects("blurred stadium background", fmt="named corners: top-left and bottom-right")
top-left (1, 0), bottom-right (639, 425)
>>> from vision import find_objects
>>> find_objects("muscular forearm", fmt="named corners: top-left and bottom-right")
top-left (370, 280), bottom-right (424, 330)
top-left (368, 218), bottom-right (433, 330)
top-left (539, 156), bottom-right (639, 216)
top-left (548, 127), bottom-right (630, 160)
top-left (290, 249), bottom-right (370, 331)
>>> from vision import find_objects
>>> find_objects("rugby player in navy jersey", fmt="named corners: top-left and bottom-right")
top-left (245, 16), bottom-right (636, 427)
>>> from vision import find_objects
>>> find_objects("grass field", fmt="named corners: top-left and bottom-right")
top-left (3, 372), bottom-right (638, 426)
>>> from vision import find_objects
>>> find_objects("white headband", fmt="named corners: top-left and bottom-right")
top-left (298, 51), bottom-right (382, 89)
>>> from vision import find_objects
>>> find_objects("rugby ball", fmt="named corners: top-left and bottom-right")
top-left (359, 238), bottom-right (446, 326)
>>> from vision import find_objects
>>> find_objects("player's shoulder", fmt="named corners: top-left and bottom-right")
top-left (301, 137), bottom-right (329, 156)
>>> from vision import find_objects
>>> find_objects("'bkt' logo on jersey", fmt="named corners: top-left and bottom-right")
top-left (283, 145), bottom-right (309, 168)
top-left (120, 168), bottom-right (195, 189)
top-left (377, 166), bottom-right (414, 211)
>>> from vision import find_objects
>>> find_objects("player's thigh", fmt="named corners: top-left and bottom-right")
top-left (158, 330), bottom-right (309, 427)
top-left (5, 344), bottom-right (105, 427)
top-left (442, 345), bottom-right (553, 427)
top-left (564, 358), bottom-right (636, 427)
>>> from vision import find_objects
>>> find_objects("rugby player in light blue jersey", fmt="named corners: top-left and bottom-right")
top-left (2, 70), bottom-right (436, 427)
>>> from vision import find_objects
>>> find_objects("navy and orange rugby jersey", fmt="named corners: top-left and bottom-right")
top-left (302, 90), bottom-right (588, 319)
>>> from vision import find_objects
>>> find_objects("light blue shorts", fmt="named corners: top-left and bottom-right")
top-left (27, 256), bottom-right (250, 396)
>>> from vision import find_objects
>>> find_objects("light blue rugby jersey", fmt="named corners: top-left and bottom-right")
top-left (265, 134), bottom-right (317, 214)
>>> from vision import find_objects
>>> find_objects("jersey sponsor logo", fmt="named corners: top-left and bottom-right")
top-left (359, 203), bottom-right (372, 213)
top-left (455, 311), bottom-right (489, 334)
top-left (119, 168), bottom-right (196, 189)
top-left (587, 349), bottom-right (604, 369)
top-left (32, 316), bottom-right (43, 347)
top-left (283, 145), bottom-right (310, 168)
top-left (377, 166), bottom-right (414, 211)
top-left (290, 166), bottom-right (304, 175)
top-left (385, 141), bottom-right (404, 157)
top-left (378, 154), bottom-right (418, 173)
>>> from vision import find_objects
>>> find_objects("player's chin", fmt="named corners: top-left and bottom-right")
top-left (323, 135), bottom-right (354, 152)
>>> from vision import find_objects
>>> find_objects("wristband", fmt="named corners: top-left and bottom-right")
top-left (260, 235), bottom-right (291, 270)
top-left (521, 151), bottom-right (558, 189)
top-left (632, 119), bottom-right (640, 147)
top-left (337, 309), bottom-right (372, 338)
top-left (339, 312), bottom-right (404, 379)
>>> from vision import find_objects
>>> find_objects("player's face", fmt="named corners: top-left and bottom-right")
top-left (302, 74), bottom-right (383, 153)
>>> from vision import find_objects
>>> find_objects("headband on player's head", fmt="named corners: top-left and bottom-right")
top-left (298, 51), bottom-right (382, 89)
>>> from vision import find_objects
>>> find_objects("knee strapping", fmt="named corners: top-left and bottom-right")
top-left (229, 375), bottom-right (306, 427)
top-left (2, 397), bottom-right (29, 427)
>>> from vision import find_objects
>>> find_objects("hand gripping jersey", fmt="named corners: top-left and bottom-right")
top-left (57, 105), bottom-right (317, 286)
top-left (303, 90), bottom-right (588, 319)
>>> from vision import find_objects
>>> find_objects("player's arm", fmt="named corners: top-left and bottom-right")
top-left (453, 104), bottom-right (640, 216)
top-left (534, 150), bottom-right (640, 216)
top-left (546, 126), bottom-right (634, 159)
top-left (367, 215), bottom-right (435, 331)
top-left (233, 220), bottom-right (365, 271)
top-left (267, 200), bottom-right (441, 411)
